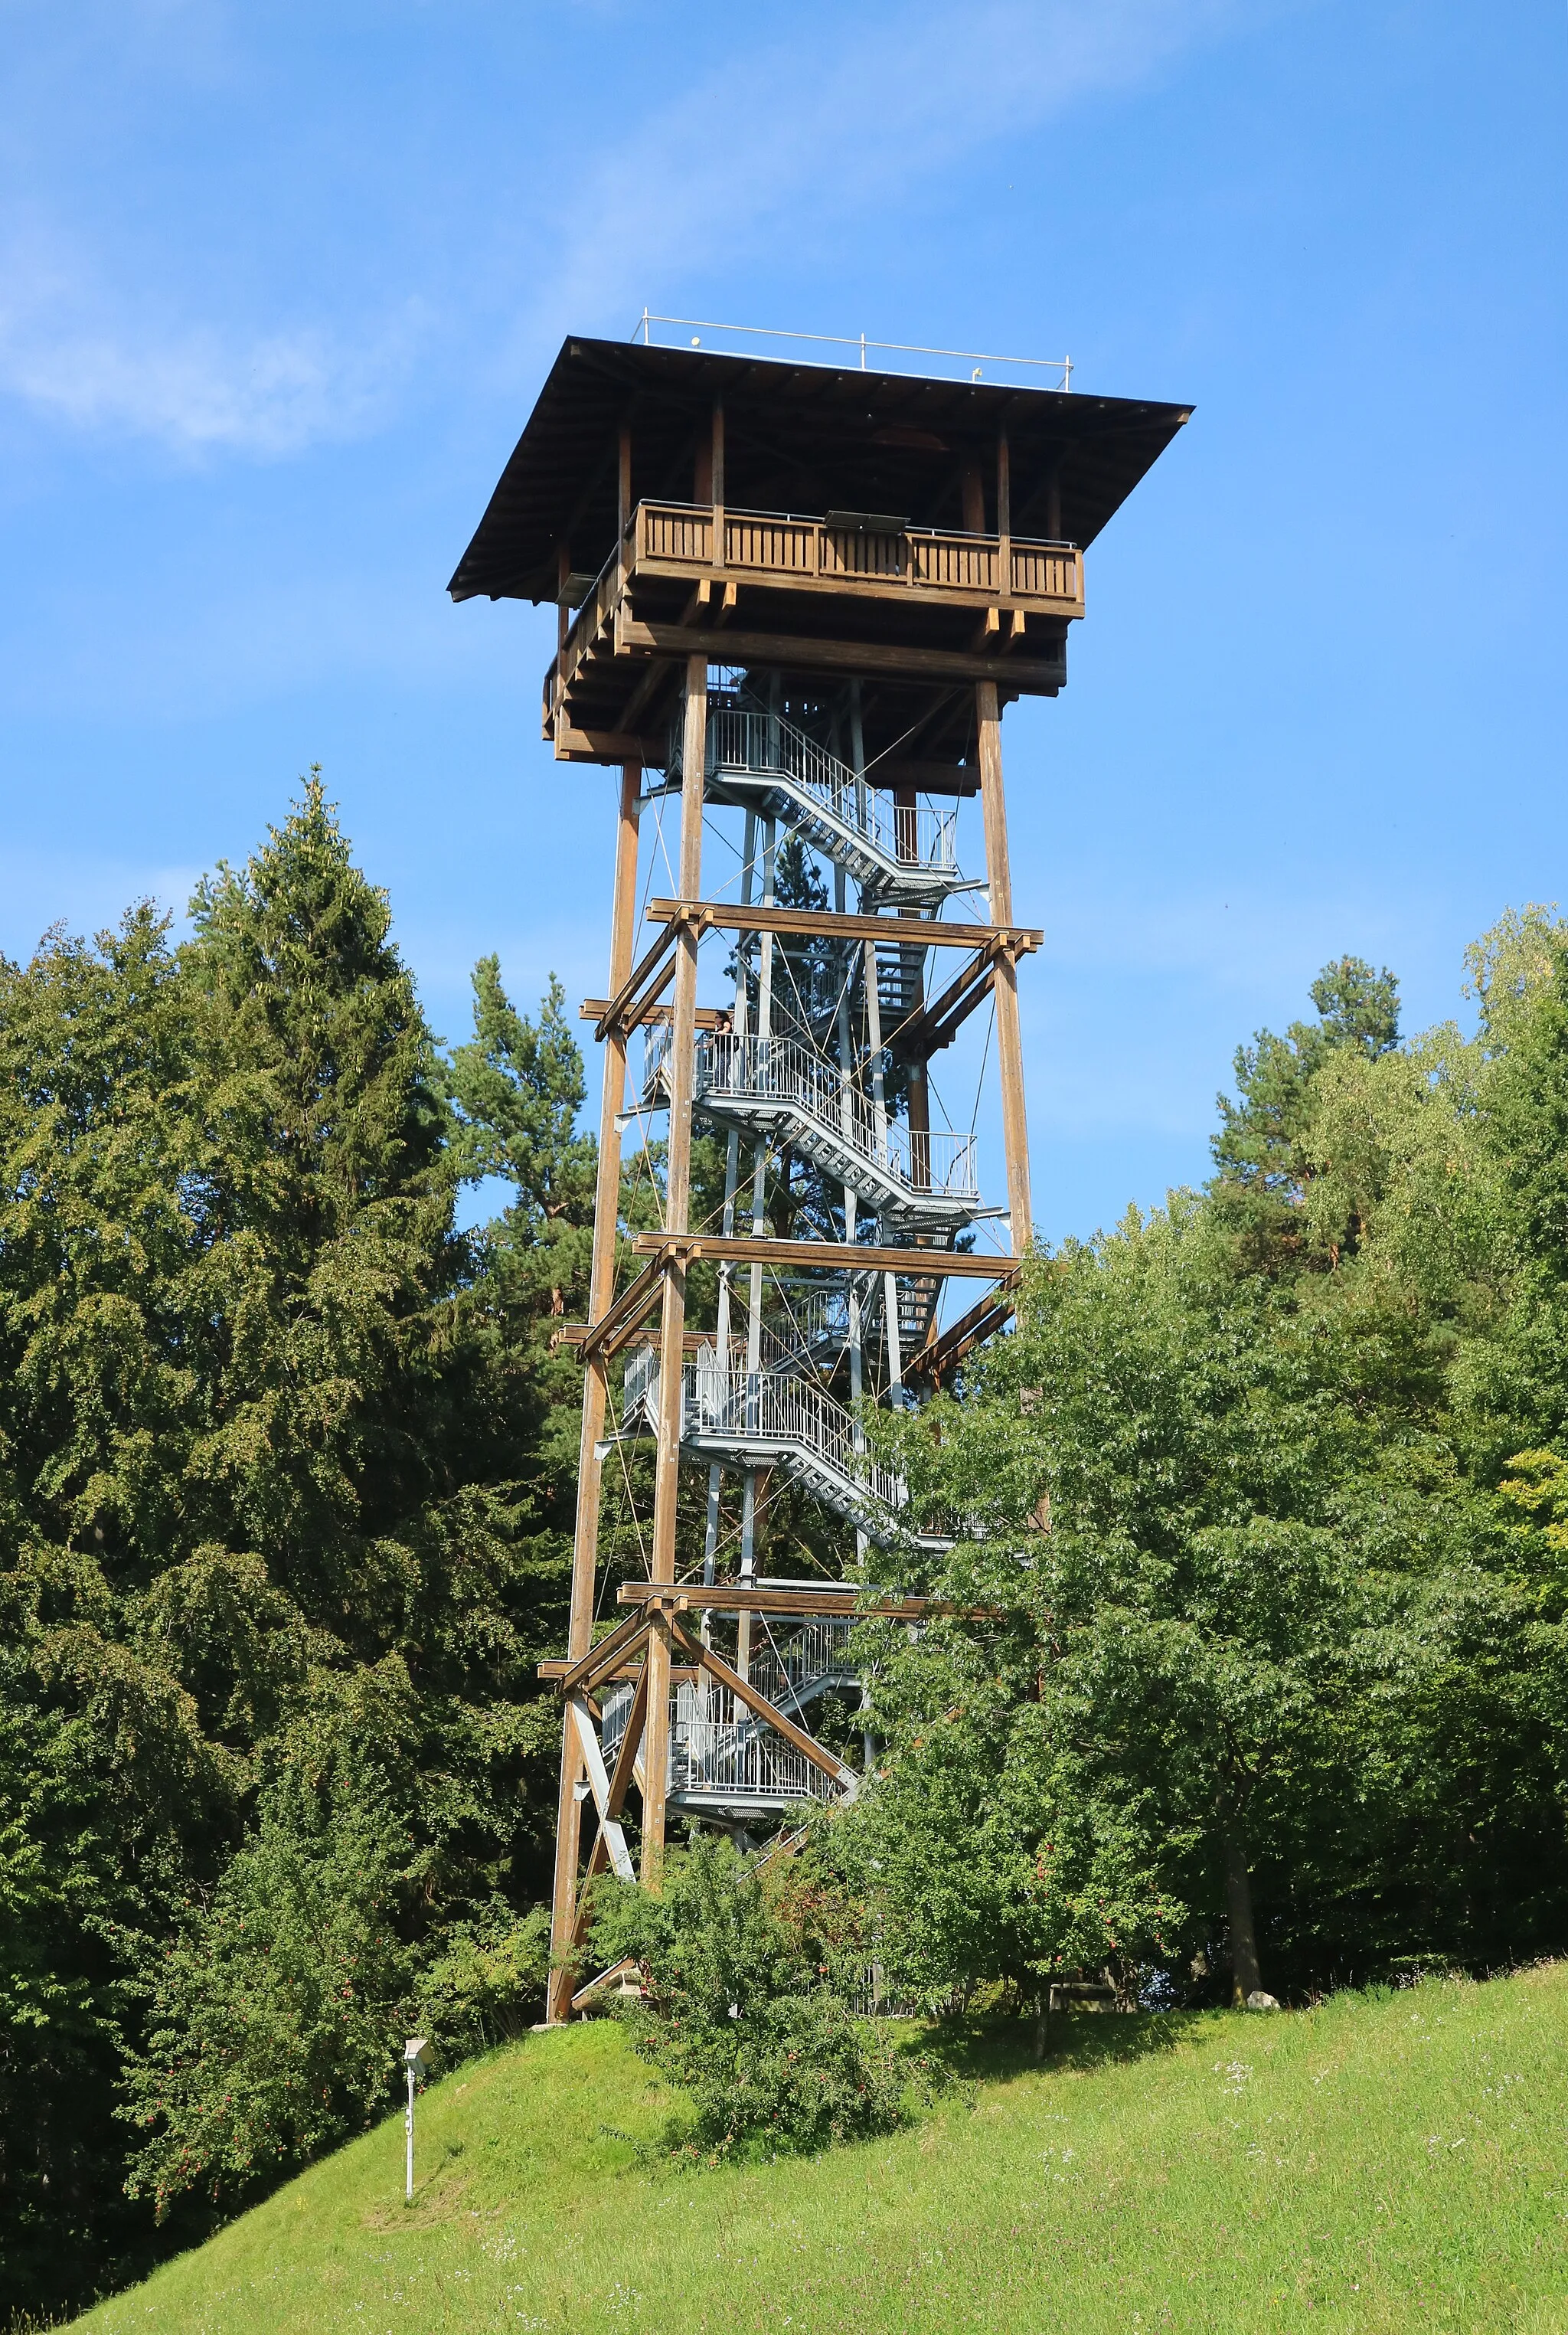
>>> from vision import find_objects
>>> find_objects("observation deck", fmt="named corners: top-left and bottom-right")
top-left (449, 333), bottom-right (1193, 778)
top-left (544, 500), bottom-right (1080, 760)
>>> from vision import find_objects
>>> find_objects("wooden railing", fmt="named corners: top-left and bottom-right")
top-left (547, 501), bottom-right (1082, 721)
top-left (636, 501), bottom-right (1083, 609)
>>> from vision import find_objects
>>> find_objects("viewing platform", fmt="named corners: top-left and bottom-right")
top-left (543, 500), bottom-right (1080, 761)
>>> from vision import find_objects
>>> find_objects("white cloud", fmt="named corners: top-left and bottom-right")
top-left (0, 0), bottom-right (1253, 456)
top-left (517, 0), bottom-right (1250, 349)
top-left (0, 216), bottom-right (426, 458)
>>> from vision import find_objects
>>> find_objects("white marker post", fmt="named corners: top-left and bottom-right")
top-left (403, 2039), bottom-right (430, 2204)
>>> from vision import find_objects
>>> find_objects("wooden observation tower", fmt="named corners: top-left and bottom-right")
top-left (451, 334), bottom-right (1190, 2021)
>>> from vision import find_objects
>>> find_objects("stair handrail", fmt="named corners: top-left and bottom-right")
top-left (694, 1032), bottom-right (979, 1201)
top-left (671, 702), bottom-right (959, 878)
top-left (688, 1346), bottom-right (909, 1515)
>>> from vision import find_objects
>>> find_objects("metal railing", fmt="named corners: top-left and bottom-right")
top-left (599, 1673), bottom-right (842, 1802)
top-left (685, 1348), bottom-right (908, 1513)
top-left (622, 1336), bottom-right (906, 1513)
top-left (631, 312), bottom-right (1073, 394)
top-left (692, 1032), bottom-right (978, 1199)
top-left (749, 1615), bottom-right (861, 1713)
top-left (673, 1681), bottom-right (838, 1802)
top-left (699, 703), bottom-right (957, 873)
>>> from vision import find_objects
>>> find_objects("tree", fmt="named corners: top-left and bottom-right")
top-left (122, 1752), bottom-right (415, 2221)
top-left (0, 783), bottom-right (579, 2310)
top-left (1212, 954), bottom-right (1401, 1263)
top-left (871, 1199), bottom-right (1405, 2006)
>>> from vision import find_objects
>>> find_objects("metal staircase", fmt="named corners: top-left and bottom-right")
top-left (589, 679), bottom-right (976, 1831)
top-left (599, 1613), bottom-right (863, 1817)
top-left (623, 1339), bottom-right (920, 1547)
top-left (645, 1027), bottom-right (978, 1235)
top-left (671, 701), bottom-right (975, 911)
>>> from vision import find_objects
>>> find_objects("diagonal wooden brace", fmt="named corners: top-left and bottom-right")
top-left (606, 1662), bottom-right (649, 1817)
top-left (595, 921), bottom-right (680, 1041)
top-left (557, 1607), bottom-right (649, 1699)
top-left (568, 1696), bottom-right (636, 1882)
top-left (575, 1257), bottom-right (669, 1366)
top-left (670, 1618), bottom-right (856, 1791)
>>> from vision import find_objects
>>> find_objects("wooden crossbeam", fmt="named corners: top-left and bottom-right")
top-left (644, 898), bottom-right (1041, 953)
top-left (617, 1581), bottom-right (949, 1619)
top-left (580, 998), bottom-right (727, 1032)
top-left (554, 1324), bottom-right (710, 1358)
top-left (623, 619), bottom-right (1068, 695)
top-left (539, 1655), bottom-right (701, 1684)
top-left (631, 1232), bottom-right (1015, 1280)
top-left (550, 724), bottom-right (664, 764)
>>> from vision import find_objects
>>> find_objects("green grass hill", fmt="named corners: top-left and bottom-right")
top-left (78, 1966), bottom-right (1568, 2334)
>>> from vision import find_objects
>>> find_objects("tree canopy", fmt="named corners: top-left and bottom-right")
top-left (7, 782), bottom-right (1568, 2319)
top-left (0, 782), bottom-right (593, 2313)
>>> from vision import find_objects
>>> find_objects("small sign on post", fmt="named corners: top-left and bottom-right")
top-left (403, 2039), bottom-right (430, 2205)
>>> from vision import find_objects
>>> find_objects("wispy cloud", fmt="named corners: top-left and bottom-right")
top-left (0, 0), bottom-right (1251, 457)
top-left (0, 217), bottom-right (426, 458)
top-left (518, 0), bottom-right (1250, 348)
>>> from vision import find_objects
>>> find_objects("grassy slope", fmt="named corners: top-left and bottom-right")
top-left (80, 1966), bottom-right (1568, 2335)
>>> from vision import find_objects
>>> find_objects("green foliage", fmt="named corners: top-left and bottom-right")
top-left (859, 934), bottom-right (1568, 2009)
top-left (1211, 952), bottom-right (1401, 1261)
top-left (122, 1764), bottom-right (415, 2221)
top-left (0, 780), bottom-right (583, 2316)
top-left (592, 1837), bottom-right (907, 2159)
top-left (828, 1641), bottom-right (1184, 2014)
top-left (415, 1901), bottom-right (551, 2055)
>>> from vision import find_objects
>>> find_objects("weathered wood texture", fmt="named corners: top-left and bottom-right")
top-left (977, 682), bottom-right (1034, 1243)
top-left (548, 763), bottom-right (641, 2021)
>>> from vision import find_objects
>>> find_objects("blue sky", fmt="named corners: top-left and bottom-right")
top-left (2, 0), bottom-right (1563, 1243)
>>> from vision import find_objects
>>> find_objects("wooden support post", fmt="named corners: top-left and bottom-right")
top-left (547, 763), bottom-right (642, 2020)
top-left (546, 1728), bottom-right (586, 2025)
top-left (710, 397), bottom-right (724, 574)
top-left (644, 656), bottom-right (707, 1882)
top-left (618, 421), bottom-right (632, 539)
top-left (557, 542), bottom-right (570, 653)
top-left (976, 681), bottom-right (1033, 1243)
top-left (998, 429), bottom-right (1011, 597)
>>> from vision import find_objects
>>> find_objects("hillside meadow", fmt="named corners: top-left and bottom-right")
top-left (77, 1964), bottom-right (1568, 2334)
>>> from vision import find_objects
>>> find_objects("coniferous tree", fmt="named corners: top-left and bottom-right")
top-left (0, 783), bottom-right (590, 2310)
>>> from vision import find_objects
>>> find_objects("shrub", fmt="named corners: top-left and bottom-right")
top-left (416, 1901), bottom-right (550, 2055)
top-left (590, 1836), bottom-right (907, 2160)
top-left (120, 1779), bottom-right (414, 2219)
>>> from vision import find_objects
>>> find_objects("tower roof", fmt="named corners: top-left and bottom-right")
top-left (449, 336), bottom-right (1191, 605)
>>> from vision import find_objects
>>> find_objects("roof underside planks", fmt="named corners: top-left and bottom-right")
top-left (449, 336), bottom-right (1193, 606)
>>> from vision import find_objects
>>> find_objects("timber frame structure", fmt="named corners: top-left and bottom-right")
top-left (452, 336), bottom-right (1190, 2021)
